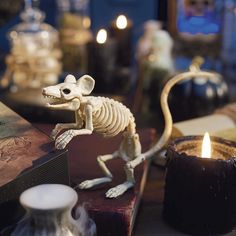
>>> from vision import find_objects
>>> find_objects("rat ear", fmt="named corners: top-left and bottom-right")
top-left (77, 75), bottom-right (95, 95)
top-left (64, 74), bottom-right (76, 83)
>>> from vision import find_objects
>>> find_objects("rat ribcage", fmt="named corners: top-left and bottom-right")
top-left (92, 97), bottom-right (132, 137)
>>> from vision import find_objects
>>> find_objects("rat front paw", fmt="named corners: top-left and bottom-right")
top-left (55, 130), bottom-right (74, 149)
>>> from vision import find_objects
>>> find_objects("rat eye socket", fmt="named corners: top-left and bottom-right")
top-left (62, 88), bottom-right (71, 94)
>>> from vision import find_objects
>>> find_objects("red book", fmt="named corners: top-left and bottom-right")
top-left (36, 124), bottom-right (156, 236)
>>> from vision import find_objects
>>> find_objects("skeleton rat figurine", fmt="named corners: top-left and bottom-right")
top-left (43, 66), bottom-right (219, 198)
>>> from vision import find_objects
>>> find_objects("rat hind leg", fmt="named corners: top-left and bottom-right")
top-left (105, 162), bottom-right (135, 198)
top-left (78, 151), bottom-right (119, 189)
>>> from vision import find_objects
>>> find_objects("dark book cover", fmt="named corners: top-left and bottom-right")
top-left (0, 102), bottom-right (69, 230)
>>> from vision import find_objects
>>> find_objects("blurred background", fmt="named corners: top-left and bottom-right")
top-left (0, 0), bottom-right (236, 128)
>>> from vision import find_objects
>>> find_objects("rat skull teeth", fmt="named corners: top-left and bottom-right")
top-left (43, 94), bottom-right (58, 99)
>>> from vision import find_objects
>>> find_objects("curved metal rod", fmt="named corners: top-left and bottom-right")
top-left (143, 70), bottom-right (221, 160)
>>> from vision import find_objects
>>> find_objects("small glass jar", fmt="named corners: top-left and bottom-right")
top-left (57, 0), bottom-right (92, 74)
top-left (2, 1), bottom-right (62, 91)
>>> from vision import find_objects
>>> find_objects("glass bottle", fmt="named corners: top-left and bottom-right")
top-left (2, 0), bottom-right (62, 91)
top-left (57, 0), bottom-right (92, 74)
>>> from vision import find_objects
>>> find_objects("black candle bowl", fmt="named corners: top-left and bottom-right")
top-left (163, 135), bottom-right (236, 235)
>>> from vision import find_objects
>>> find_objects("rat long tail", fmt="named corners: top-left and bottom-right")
top-left (142, 69), bottom-right (221, 161)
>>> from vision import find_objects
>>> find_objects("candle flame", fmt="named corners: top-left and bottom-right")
top-left (201, 132), bottom-right (211, 158)
top-left (96, 29), bottom-right (107, 44)
top-left (83, 17), bottom-right (91, 29)
top-left (116, 15), bottom-right (128, 29)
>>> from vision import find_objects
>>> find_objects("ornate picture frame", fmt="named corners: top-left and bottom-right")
top-left (168, 0), bottom-right (224, 58)
top-left (168, 0), bottom-right (223, 38)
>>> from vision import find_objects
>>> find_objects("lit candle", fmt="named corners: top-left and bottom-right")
top-left (110, 14), bottom-right (133, 67)
top-left (87, 28), bottom-right (117, 93)
top-left (116, 15), bottom-right (128, 30)
top-left (163, 135), bottom-right (236, 235)
top-left (201, 132), bottom-right (211, 158)
top-left (96, 29), bottom-right (107, 44)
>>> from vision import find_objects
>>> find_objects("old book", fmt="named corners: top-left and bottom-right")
top-left (172, 114), bottom-right (236, 140)
top-left (35, 124), bottom-right (156, 236)
top-left (0, 102), bottom-right (69, 231)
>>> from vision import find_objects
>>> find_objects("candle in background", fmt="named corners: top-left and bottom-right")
top-left (96, 29), bottom-right (107, 44)
top-left (87, 28), bottom-right (117, 93)
top-left (110, 14), bottom-right (133, 67)
top-left (116, 15), bottom-right (128, 29)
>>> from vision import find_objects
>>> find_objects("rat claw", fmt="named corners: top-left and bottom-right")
top-left (55, 130), bottom-right (75, 149)
top-left (79, 180), bottom-right (94, 189)
top-left (55, 140), bottom-right (66, 149)
top-left (106, 182), bottom-right (134, 198)
top-left (51, 130), bottom-right (58, 140)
